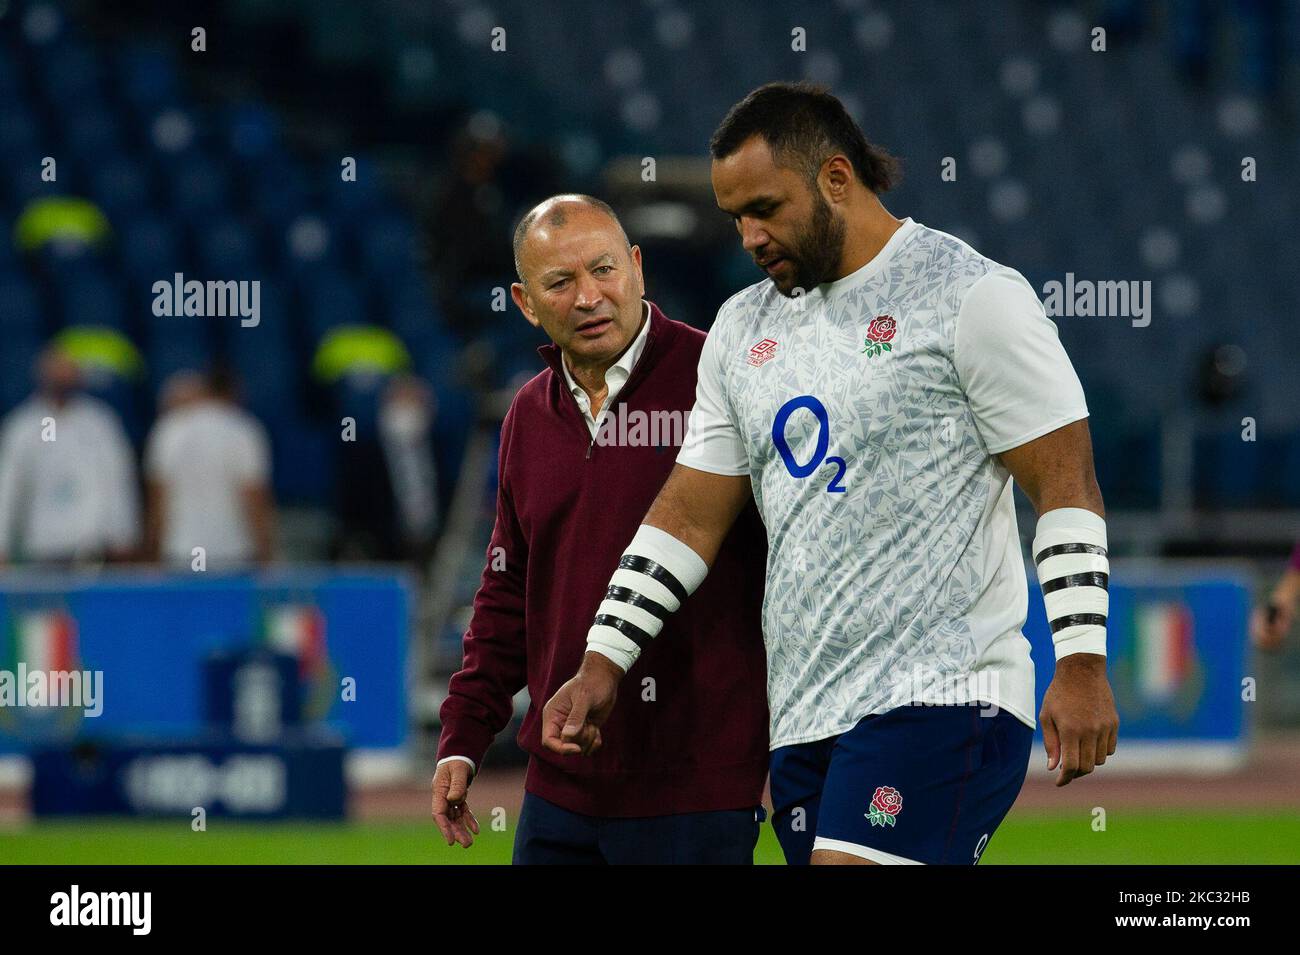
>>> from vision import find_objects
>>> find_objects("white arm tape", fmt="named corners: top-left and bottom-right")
top-left (1032, 507), bottom-right (1109, 660)
top-left (586, 524), bottom-right (709, 672)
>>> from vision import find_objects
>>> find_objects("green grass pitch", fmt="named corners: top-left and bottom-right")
top-left (2, 811), bottom-right (1297, 864)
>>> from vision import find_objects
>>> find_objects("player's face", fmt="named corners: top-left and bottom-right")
top-left (712, 136), bottom-right (846, 298)
top-left (512, 208), bottom-right (646, 365)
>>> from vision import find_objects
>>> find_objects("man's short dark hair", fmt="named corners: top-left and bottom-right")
top-left (512, 193), bottom-right (629, 283)
top-left (710, 82), bottom-right (900, 194)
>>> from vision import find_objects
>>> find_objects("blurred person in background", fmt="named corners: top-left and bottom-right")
top-left (1252, 541), bottom-right (1300, 652)
top-left (378, 375), bottom-right (441, 563)
top-left (144, 367), bottom-right (274, 569)
top-left (155, 369), bottom-right (209, 415)
top-left (422, 114), bottom-right (562, 340)
top-left (0, 347), bottom-right (140, 568)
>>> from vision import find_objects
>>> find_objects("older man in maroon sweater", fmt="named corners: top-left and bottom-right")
top-left (432, 194), bottom-right (769, 864)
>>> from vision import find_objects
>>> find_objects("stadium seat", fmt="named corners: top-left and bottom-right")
top-left (54, 267), bottom-right (129, 331)
top-left (195, 215), bottom-right (261, 274)
top-left (1195, 431), bottom-right (1263, 509)
top-left (90, 156), bottom-right (152, 219)
top-left (0, 271), bottom-right (44, 338)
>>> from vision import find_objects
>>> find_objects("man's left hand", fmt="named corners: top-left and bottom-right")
top-left (1039, 653), bottom-right (1119, 787)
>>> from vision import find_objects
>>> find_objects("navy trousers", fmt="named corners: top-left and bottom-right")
top-left (512, 792), bottom-right (763, 865)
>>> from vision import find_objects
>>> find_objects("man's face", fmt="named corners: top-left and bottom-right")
top-left (512, 205), bottom-right (646, 366)
top-left (712, 135), bottom-right (846, 297)
top-left (37, 351), bottom-right (81, 401)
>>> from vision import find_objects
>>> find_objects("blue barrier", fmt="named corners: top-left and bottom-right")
top-left (0, 570), bottom-right (410, 755)
top-left (31, 731), bottom-right (347, 818)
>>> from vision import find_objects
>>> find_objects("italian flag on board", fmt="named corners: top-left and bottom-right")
top-left (5, 610), bottom-right (78, 674)
top-left (262, 605), bottom-right (327, 679)
top-left (1134, 602), bottom-right (1194, 703)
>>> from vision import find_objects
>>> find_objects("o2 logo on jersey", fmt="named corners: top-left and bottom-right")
top-left (771, 394), bottom-right (846, 493)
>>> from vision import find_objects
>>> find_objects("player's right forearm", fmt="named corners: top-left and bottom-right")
top-left (642, 463), bottom-right (752, 568)
top-left (586, 465), bottom-right (751, 672)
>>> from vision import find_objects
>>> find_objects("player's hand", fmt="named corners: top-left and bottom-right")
top-left (541, 651), bottom-right (623, 756)
top-left (431, 759), bottom-right (480, 848)
top-left (1250, 600), bottom-right (1292, 653)
top-left (1039, 653), bottom-right (1118, 787)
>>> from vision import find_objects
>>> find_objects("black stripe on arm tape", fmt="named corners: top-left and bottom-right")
top-left (604, 585), bottom-right (670, 620)
top-left (1041, 572), bottom-right (1110, 594)
top-left (1034, 542), bottom-right (1108, 565)
top-left (617, 554), bottom-right (689, 605)
top-left (1049, 612), bottom-right (1108, 634)
top-left (593, 613), bottom-right (654, 651)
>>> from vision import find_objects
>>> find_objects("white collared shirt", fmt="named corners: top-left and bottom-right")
top-left (560, 300), bottom-right (651, 438)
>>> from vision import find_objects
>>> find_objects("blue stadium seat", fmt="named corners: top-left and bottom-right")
top-left (1269, 432), bottom-right (1300, 508)
top-left (0, 333), bottom-right (40, 413)
top-left (300, 271), bottom-right (368, 338)
top-left (1094, 425), bottom-right (1162, 510)
top-left (357, 214), bottom-right (420, 281)
top-left (0, 103), bottom-right (40, 158)
top-left (0, 271), bottom-right (44, 337)
top-left (1195, 431), bottom-right (1263, 509)
top-left (91, 156), bottom-right (151, 219)
top-left (116, 45), bottom-right (181, 113)
top-left (39, 40), bottom-right (104, 103)
top-left (118, 216), bottom-right (185, 284)
top-left (55, 268), bottom-right (128, 330)
top-left (168, 156), bottom-right (230, 220)
top-left (148, 333), bottom-right (210, 395)
top-left (268, 416), bottom-right (335, 505)
top-left (232, 337), bottom-right (300, 429)
top-left (225, 103), bottom-right (280, 161)
top-left (196, 215), bottom-right (261, 274)
top-left (60, 103), bottom-right (123, 156)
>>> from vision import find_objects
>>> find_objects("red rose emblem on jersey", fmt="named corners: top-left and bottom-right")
top-left (867, 315), bottom-right (897, 343)
top-left (866, 786), bottom-right (902, 827)
top-left (862, 316), bottom-right (897, 358)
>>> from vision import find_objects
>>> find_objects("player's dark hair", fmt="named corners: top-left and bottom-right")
top-left (710, 82), bottom-right (900, 194)
top-left (512, 194), bottom-right (630, 283)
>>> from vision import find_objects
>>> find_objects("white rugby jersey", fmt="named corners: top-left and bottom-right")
top-left (677, 218), bottom-right (1088, 748)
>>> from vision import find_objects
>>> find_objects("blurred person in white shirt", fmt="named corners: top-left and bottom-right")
top-left (0, 347), bottom-right (140, 567)
top-left (144, 367), bottom-right (275, 569)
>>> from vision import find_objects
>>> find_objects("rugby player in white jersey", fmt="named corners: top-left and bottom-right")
top-left (542, 82), bottom-right (1119, 865)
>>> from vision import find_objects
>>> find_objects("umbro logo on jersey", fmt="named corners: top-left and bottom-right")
top-left (747, 338), bottom-right (778, 367)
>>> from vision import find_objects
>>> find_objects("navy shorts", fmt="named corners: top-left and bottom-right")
top-left (513, 792), bottom-right (764, 865)
top-left (769, 704), bottom-right (1032, 865)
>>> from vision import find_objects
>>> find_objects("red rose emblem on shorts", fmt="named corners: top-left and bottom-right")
top-left (862, 316), bottom-right (897, 357)
top-left (866, 315), bottom-right (897, 343)
top-left (867, 785), bottom-right (902, 827)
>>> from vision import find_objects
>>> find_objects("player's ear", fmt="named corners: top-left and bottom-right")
top-left (821, 155), bottom-right (853, 203)
top-left (511, 282), bottom-right (541, 329)
top-left (629, 245), bottom-right (645, 297)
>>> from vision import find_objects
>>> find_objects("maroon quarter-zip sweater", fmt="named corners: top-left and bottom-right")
top-left (437, 302), bottom-right (769, 817)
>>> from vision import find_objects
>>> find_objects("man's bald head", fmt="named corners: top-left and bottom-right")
top-left (512, 194), bottom-right (631, 283)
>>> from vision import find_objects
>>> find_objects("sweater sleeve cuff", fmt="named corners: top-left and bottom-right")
top-left (435, 755), bottom-right (477, 775)
top-left (435, 719), bottom-right (494, 770)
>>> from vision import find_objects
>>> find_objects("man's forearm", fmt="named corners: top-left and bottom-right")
top-left (642, 464), bottom-right (751, 568)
